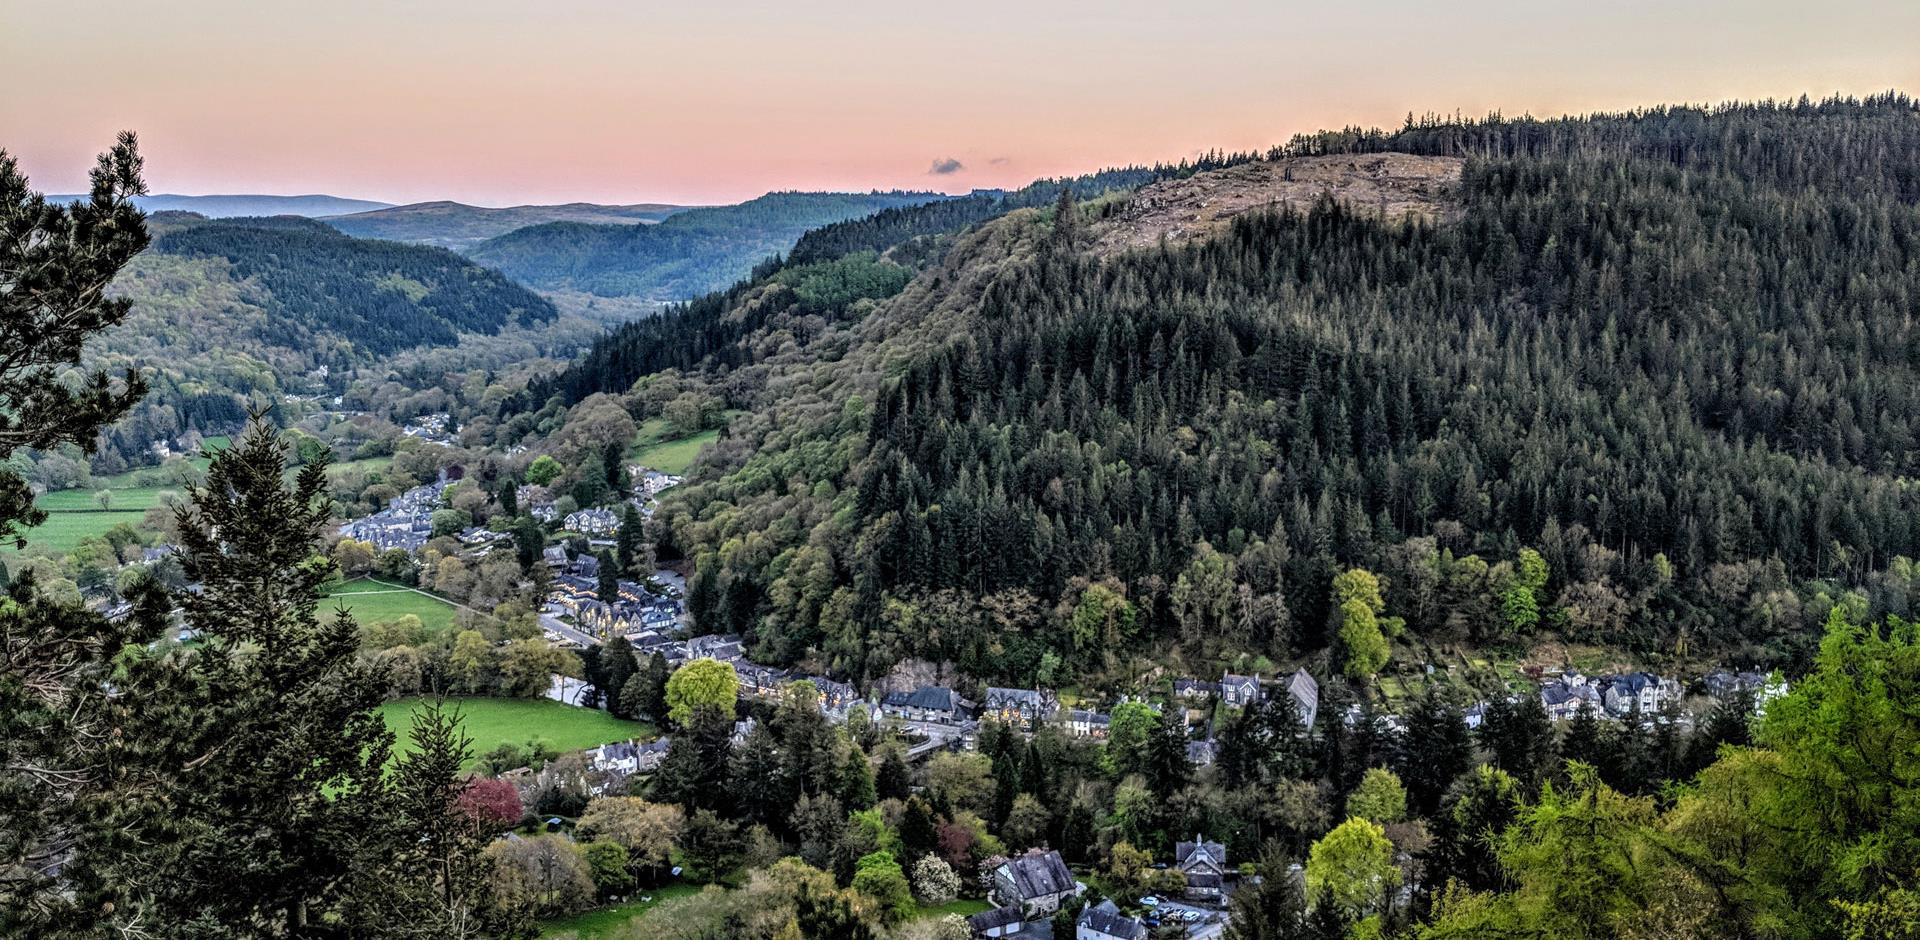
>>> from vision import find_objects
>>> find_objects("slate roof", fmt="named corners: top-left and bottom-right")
top-left (1001, 849), bottom-right (1076, 901)
top-left (967, 905), bottom-right (1025, 931)
top-left (1176, 835), bottom-right (1227, 870)
top-left (883, 685), bottom-right (960, 713)
top-left (986, 687), bottom-right (1049, 708)
top-left (1078, 899), bottom-right (1146, 939)
top-left (1288, 668), bottom-right (1319, 727)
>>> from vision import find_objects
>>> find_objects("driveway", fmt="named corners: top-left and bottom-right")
top-left (540, 607), bottom-right (601, 647)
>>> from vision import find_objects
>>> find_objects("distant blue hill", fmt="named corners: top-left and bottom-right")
top-left (45, 193), bottom-right (393, 218)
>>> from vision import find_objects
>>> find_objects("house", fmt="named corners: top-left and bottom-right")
top-left (1463, 701), bottom-right (1488, 730)
top-left (967, 905), bottom-right (1028, 938)
top-left (1220, 672), bottom-right (1262, 708)
top-left (571, 553), bottom-right (600, 579)
top-left (881, 685), bottom-right (973, 724)
top-left (1173, 678), bottom-right (1220, 701)
top-left (1286, 668), bottom-right (1319, 728)
top-left (564, 508), bottom-right (620, 536)
top-left (541, 546), bottom-right (568, 568)
top-left (1600, 672), bottom-right (1676, 717)
top-left (736, 663), bottom-right (793, 700)
top-left (807, 676), bottom-right (862, 714)
top-left (577, 600), bottom-right (645, 637)
top-left (1076, 899), bottom-right (1147, 940)
top-left (632, 739), bottom-right (671, 773)
top-left (1704, 670), bottom-right (1789, 711)
top-left (990, 849), bottom-right (1082, 919)
top-left (586, 740), bottom-right (643, 776)
top-left (1174, 834), bottom-right (1228, 902)
top-left (1186, 739), bottom-right (1219, 766)
top-left (1064, 709), bottom-right (1111, 739)
top-left (686, 633), bottom-right (744, 662)
top-left (983, 687), bottom-right (1058, 727)
top-left (1540, 677), bottom-right (1603, 721)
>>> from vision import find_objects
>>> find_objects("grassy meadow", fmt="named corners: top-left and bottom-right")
top-left (378, 696), bottom-right (653, 770)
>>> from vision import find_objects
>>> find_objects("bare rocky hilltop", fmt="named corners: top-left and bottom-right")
top-left (1093, 152), bottom-right (1463, 254)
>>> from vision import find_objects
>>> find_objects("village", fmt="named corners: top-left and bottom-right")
top-left (539, 638), bottom-right (1783, 940)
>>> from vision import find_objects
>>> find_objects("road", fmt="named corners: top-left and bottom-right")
top-left (540, 606), bottom-right (601, 648)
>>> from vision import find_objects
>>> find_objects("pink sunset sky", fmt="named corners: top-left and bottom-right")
top-left (4, 0), bottom-right (1917, 207)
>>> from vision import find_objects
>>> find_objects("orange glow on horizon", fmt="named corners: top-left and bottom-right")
top-left (4, 0), bottom-right (1916, 206)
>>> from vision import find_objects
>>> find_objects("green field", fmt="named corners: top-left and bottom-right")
top-left (540, 884), bottom-right (702, 939)
top-left (627, 415), bottom-right (737, 476)
top-left (7, 511), bottom-right (151, 555)
top-left (322, 577), bottom-right (460, 633)
top-left (35, 484), bottom-right (183, 513)
top-left (379, 696), bottom-right (653, 770)
top-left (7, 436), bottom-right (231, 558)
top-left (632, 432), bottom-right (714, 476)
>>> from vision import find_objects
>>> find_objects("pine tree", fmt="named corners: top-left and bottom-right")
top-left (1479, 695), bottom-right (1556, 788)
top-left (602, 439), bottom-right (628, 494)
top-left (156, 420), bottom-right (406, 932)
top-left (875, 746), bottom-right (913, 803)
top-left (1559, 706), bottom-right (1606, 780)
top-left (1225, 843), bottom-right (1310, 940)
top-left (623, 651), bottom-right (671, 722)
top-left (1145, 706), bottom-right (1193, 799)
top-left (1396, 690), bottom-right (1473, 817)
top-left (650, 705), bottom-right (734, 812)
top-left (729, 722), bottom-right (793, 826)
top-left (839, 746), bottom-right (878, 810)
top-left (0, 136), bottom-right (163, 934)
top-left (0, 133), bottom-right (150, 544)
top-left (616, 503), bottom-right (647, 575)
top-left (600, 637), bottom-right (638, 718)
top-left (389, 700), bottom-right (518, 938)
top-left (514, 515), bottom-right (544, 572)
top-left (597, 549), bottom-right (620, 604)
top-left (900, 797), bottom-right (939, 861)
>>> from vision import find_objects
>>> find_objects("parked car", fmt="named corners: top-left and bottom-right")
top-left (1140, 896), bottom-right (1161, 907)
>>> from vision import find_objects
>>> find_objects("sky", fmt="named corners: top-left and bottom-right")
top-left (4, 0), bottom-right (1917, 207)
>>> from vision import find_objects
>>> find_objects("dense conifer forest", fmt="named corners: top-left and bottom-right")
top-left (152, 215), bottom-right (556, 355)
top-left (525, 95), bottom-right (1920, 683)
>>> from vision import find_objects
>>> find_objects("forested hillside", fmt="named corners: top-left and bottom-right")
top-left (49, 214), bottom-right (559, 477)
top-left (152, 215), bottom-right (556, 354)
top-left (321, 199), bottom-right (688, 249)
top-left (520, 94), bottom-right (1920, 686)
top-left (467, 190), bottom-right (952, 299)
top-left (523, 159), bottom-right (1260, 407)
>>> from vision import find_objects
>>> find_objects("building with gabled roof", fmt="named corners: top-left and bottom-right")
top-left (1175, 834), bottom-right (1228, 901)
top-left (881, 685), bottom-right (973, 724)
top-left (990, 849), bottom-right (1082, 919)
top-left (983, 686), bottom-right (1058, 727)
top-left (1220, 672), bottom-right (1262, 708)
top-left (1287, 668), bottom-right (1319, 728)
top-left (1076, 899), bottom-right (1147, 940)
top-left (967, 904), bottom-right (1028, 938)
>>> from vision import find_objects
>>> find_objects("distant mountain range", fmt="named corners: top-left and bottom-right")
top-left (319, 200), bottom-right (692, 250)
top-left (467, 190), bottom-right (954, 300)
top-left (47, 193), bottom-right (395, 218)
